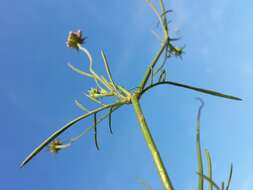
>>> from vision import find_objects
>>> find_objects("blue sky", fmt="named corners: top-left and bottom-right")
top-left (1, 0), bottom-right (252, 189)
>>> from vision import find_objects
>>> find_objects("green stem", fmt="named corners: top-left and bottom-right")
top-left (205, 149), bottom-right (213, 190)
top-left (139, 39), bottom-right (168, 90)
top-left (131, 94), bottom-right (174, 190)
top-left (196, 98), bottom-right (204, 190)
top-left (159, 0), bottom-right (169, 36)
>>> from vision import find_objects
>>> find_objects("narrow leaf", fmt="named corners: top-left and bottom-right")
top-left (94, 113), bottom-right (99, 150)
top-left (167, 81), bottom-right (242, 100)
top-left (205, 149), bottom-right (213, 190)
top-left (75, 100), bottom-right (89, 112)
top-left (225, 164), bottom-right (233, 190)
top-left (150, 67), bottom-right (154, 85)
top-left (143, 81), bottom-right (242, 101)
top-left (160, 9), bottom-right (173, 17)
top-left (158, 70), bottom-right (166, 82)
top-left (67, 63), bottom-right (93, 78)
top-left (196, 98), bottom-right (204, 190)
top-left (101, 50), bottom-right (118, 93)
top-left (221, 182), bottom-right (225, 190)
top-left (84, 93), bottom-right (105, 106)
top-left (196, 172), bottom-right (221, 190)
top-left (108, 107), bottom-right (113, 134)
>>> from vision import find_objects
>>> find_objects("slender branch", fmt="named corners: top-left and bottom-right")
top-left (20, 101), bottom-right (123, 167)
top-left (146, 0), bottom-right (168, 36)
top-left (140, 81), bottom-right (242, 101)
top-left (139, 39), bottom-right (169, 91)
top-left (131, 94), bottom-right (174, 190)
top-left (196, 98), bottom-right (204, 190)
top-left (101, 50), bottom-right (119, 93)
top-left (77, 44), bottom-right (111, 91)
top-left (159, 0), bottom-right (169, 36)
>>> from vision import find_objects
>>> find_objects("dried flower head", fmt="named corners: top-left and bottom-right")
top-left (88, 88), bottom-right (101, 98)
top-left (66, 30), bottom-right (85, 49)
top-left (173, 47), bottom-right (184, 57)
top-left (48, 139), bottom-right (64, 154)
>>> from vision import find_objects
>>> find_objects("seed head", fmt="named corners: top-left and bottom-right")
top-left (66, 30), bottom-right (86, 49)
top-left (173, 47), bottom-right (183, 56)
top-left (49, 139), bottom-right (64, 154)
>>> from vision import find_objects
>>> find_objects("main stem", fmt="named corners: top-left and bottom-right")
top-left (131, 94), bottom-right (174, 190)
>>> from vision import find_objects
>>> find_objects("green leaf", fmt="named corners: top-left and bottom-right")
top-left (108, 107), bottom-right (113, 134)
top-left (166, 81), bottom-right (242, 100)
top-left (196, 172), bottom-right (221, 190)
top-left (225, 164), bottom-right (233, 190)
top-left (94, 113), bottom-right (99, 150)
top-left (142, 81), bottom-right (242, 101)
top-left (196, 98), bottom-right (204, 190)
top-left (75, 100), bottom-right (89, 112)
top-left (158, 70), bottom-right (166, 82)
top-left (205, 149), bottom-right (213, 190)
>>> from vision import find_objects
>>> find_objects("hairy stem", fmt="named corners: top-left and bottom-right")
top-left (131, 94), bottom-right (174, 190)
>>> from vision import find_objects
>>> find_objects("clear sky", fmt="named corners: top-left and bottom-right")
top-left (1, 0), bottom-right (252, 189)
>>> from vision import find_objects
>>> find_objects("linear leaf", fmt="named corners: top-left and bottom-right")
top-left (75, 100), bottom-right (89, 112)
top-left (20, 102), bottom-right (121, 167)
top-left (94, 113), bottom-right (99, 150)
top-left (196, 172), bottom-right (221, 190)
top-left (142, 81), bottom-right (242, 101)
top-left (205, 149), bottom-right (213, 190)
top-left (108, 107), bottom-right (113, 134)
top-left (196, 98), bottom-right (204, 190)
top-left (225, 164), bottom-right (233, 190)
